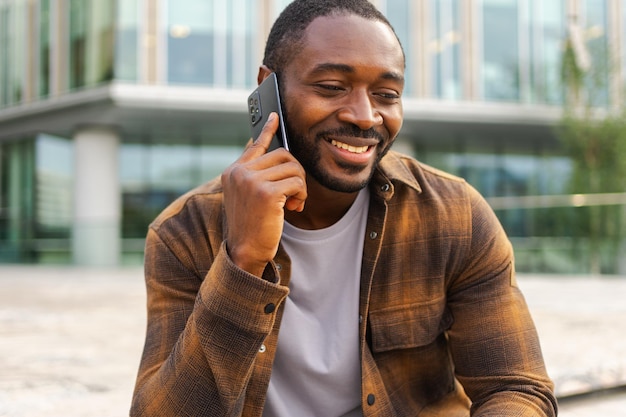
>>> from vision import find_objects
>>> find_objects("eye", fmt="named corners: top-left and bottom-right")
top-left (375, 90), bottom-right (401, 103)
top-left (313, 83), bottom-right (346, 95)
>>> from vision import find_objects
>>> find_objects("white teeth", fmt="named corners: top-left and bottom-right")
top-left (330, 139), bottom-right (369, 154)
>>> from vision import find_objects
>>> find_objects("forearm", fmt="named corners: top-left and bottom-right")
top-left (131, 231), bottom-right (287, 416)
top-left (451, 286), bottom-right (556, 416)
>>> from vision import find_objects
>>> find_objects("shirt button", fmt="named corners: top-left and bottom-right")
top-left (367, 393), bottom-right (375, 405)
top-left (359, 315), bottom-right (363, 323)
top-left (259, 344), bottom-right (266, 353)
top-left (275, 263), bottom-right (282, 271)
top-left (264, 303), bottom-right (276, 314)
top-left (369, 231), bottom-right (378, 240)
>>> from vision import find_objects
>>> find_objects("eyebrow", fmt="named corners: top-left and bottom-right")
top-left (310, 62), bottom-right (405, 84)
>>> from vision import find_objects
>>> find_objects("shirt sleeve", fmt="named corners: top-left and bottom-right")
top-left (446, 186), bottom-right (558, 416)
top-left (130, 227), bottom-right (288, 417)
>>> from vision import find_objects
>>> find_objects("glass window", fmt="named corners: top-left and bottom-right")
top-left (583, 0), bottom-right (609, 106)
top-left (166, 0), bottom-right (215, 85)
top-left (68, 0), bottom-right (114, 90)
top-left (166, 0), bottom-right (257, 87)
top-left (115, 0), bottom-right (139, 81)
top-left (120, 141), bottom-right (151, 239)
top-left (229, 0), bottom-right (257, 88)
top-left (0, 139), bottom-right (35, 262)
top-left (68, 0), bottom-right (88, 89)
top-left (199, 145), bottom-right (242, 182)
top-left (119, 132), bottom-right (242, 239)
top-left (428, 0), bottom-right (462, 99)
top-left (0, 0), bottom-right (26, 107)
top-left (0, 3), bottom-right (9, 107)
top-left (384, 0), bottom-right (413, 95)
top-left (39, 0), bottom-right (51, 97)
top-left (273, 0), bottom-right (293, 18)
top-left (91, 0), bottom-right (115, 83)
top-left (482, 0), bottom-right (519, 102)
top-left (527, 0), bottom-right (565, 105)
top-left (0, 145), bottom-right (8, 243)
top-left (149, 143), bottom-right (197, 192)
top-left (35, 134), bottom-right (73, 237)
top-left (623, 2), bottom-right (626, 96)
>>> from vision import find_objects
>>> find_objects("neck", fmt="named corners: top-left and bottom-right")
top-left (284, 176), bottom-right (361, 230)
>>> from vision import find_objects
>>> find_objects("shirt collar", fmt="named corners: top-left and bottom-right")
top-left (373, 150), bottom-right (422, 195)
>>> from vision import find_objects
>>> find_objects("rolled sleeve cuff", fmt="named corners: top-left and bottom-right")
top-left (199, 242), bottom-right (289, 333)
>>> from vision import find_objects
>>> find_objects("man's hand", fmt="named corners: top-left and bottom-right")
top-left (221, 113), bottom-right (307, 277)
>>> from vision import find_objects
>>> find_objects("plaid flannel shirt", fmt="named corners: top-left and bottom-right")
top-left (131, 150), bottom-right (557, 417)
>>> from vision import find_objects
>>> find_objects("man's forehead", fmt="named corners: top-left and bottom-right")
top-left (309, 62), bottom-right (405, 84)
top-left (303, 13), bottom-right (397, 44)
top-left (296, 14), bottom-right (405, 72)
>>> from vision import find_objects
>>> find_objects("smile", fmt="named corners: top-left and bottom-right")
top-left (330, 139), bottom-right (370, 154)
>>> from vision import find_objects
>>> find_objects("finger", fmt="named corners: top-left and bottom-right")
top-left (285, 195), bottom-right (306, 212)
top-left (270, 176), bottom-right (308, 211)
top-left (251, 158), bottom-right (304, 182)
top-left (242, 113), bottom-right (279, 160)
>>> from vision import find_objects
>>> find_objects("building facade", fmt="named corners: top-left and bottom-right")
top-left (1, 0), bottom-right (625, 273)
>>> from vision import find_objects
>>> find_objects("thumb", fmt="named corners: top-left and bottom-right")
top-left (244, 112), bottom-right (279, 159)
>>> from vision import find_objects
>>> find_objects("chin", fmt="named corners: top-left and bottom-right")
top-left (313, 169), bottom-right (373, 194)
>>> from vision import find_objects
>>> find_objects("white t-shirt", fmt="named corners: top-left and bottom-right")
top-left (262, 188), bottom-right (370, 417)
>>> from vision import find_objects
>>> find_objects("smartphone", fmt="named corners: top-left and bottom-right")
top-left (247, 72), bottom-right (289, 152)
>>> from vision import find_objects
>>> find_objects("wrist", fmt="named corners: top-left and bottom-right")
top-left (226, 242), bottom-right (269, 278)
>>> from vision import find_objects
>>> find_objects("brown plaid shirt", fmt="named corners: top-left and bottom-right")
top-left (131, 151), bottom-right (557, 417)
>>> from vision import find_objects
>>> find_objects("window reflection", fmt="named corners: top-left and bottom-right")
top-left (69, 0), bottom-right (87, 89)
top-left (384, 0), bottom-right (413, 95)
top-left (0, 0), bottom-right (26, 107)
top-left (429, 0), bottom-right (462, 99)
top-left (115, 0), bottom-right (139, 81)
top-left (583, 0), bottom-right (609, 106)
top-left (166, 0), bottom-right (256, 87)
top-left (482, 0), bottom-right (519, 102)
top-left (68, 0), bottom-right (114, 90)
top-left (119, 136), bottom-right (242, 239)
top-left (166, 0), bottom-right (214, 85)
top-left (35, 134), bottom-right (73, 236)
top-left (39, 0), bottom-right (51, 97)
top-left (528, 1), bottom-right (565, 105)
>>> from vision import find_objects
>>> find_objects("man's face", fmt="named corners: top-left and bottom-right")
top-left (279, 14), bottom-right (405, 193)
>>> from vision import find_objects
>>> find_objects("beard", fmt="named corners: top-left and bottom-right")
top-left (284, 118), bottom-right (392, 193)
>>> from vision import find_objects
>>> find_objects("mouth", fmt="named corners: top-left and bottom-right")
top-left (330, 139), bottom-right (371, 154)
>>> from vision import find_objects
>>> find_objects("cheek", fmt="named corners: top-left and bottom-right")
top-left (286, 96), bottom-right (333, 132)
top-left (384, 108), bottom-right (403, 139)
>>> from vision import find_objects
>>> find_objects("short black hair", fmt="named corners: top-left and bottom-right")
top-left (263, 0), bottom-right (404, 73)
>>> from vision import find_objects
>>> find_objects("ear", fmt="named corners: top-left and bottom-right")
top-left (257, 65), bottom-right (273, 85)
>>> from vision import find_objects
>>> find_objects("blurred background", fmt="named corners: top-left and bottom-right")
top-left (0, 0), bottom-right (625, 273)
top-left (0, 0), bottom-right (625, 416)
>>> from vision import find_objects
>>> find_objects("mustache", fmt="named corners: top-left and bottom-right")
top-left (317, 125), bottom-right (385, 142)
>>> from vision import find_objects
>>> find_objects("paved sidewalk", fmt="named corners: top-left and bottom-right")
top-left (0, 265), bottom-right (625, 416)
top-left (0, 266), bottom-right (145, 417)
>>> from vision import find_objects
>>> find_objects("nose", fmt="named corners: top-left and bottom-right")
top-left (337, 89), bottom-right (383, 131)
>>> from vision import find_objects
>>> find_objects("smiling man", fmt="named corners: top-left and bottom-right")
top-left (130, 1), bottom-right (557, 416)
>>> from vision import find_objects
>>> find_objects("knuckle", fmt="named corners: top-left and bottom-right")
top-left (223, 164), bottom-right (247, 186)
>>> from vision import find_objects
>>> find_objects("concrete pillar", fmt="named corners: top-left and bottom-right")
top-left (72, 126), bottom-right (121, 266)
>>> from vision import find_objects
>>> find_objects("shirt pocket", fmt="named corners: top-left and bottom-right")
top-left (368, 297), bottom-right (451, 353)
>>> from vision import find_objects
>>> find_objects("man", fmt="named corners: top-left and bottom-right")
top-left (131, 0), bottom-right (557, 416)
